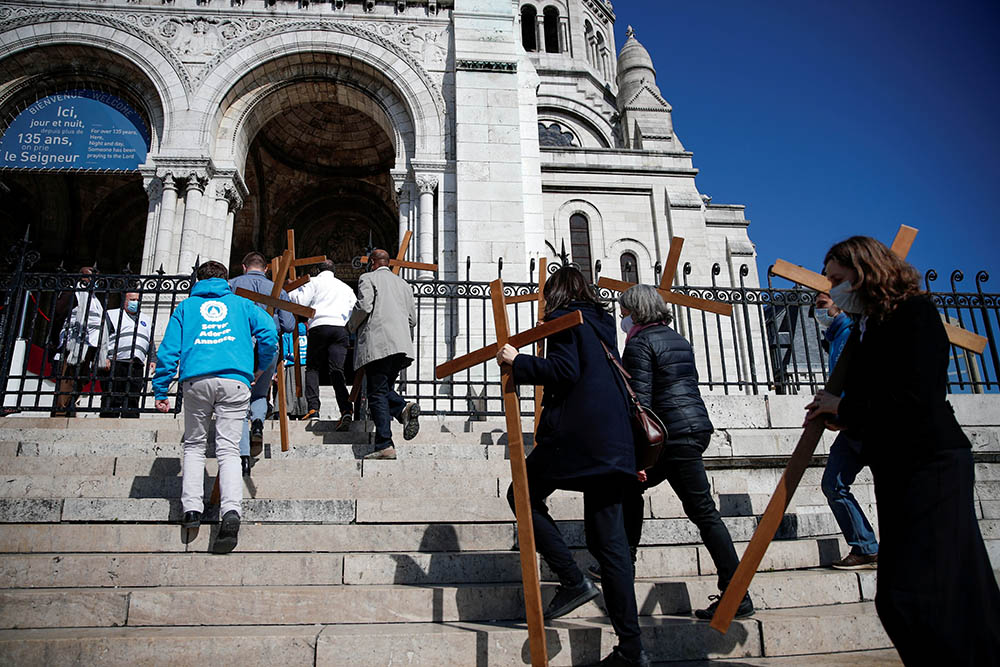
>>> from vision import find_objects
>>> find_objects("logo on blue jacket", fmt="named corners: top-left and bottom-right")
top-left (200, 301), bottom-right (228, 322)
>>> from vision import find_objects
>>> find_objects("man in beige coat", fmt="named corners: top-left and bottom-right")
top-left (347, 249), bottom-right (420, 460)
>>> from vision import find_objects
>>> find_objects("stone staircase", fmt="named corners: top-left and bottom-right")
top-left (1, 394), bottom-right (997, 665)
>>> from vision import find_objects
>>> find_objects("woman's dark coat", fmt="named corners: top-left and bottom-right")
top-left (511, 302), bottom-right (636, 487)
top-left (837, 295), bottom-right (1000, 664)
top-left (621, 323), bottom-right (713, 437)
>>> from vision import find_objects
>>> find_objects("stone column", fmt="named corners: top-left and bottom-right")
top-left (415, 174), bottom-right (438, 278)
top-left (141, 175), bottom-right (162, 274)
top-left (177, 172), bottom-right (207, 274)
top-left (221, 184), bottom-right (243, 269)
top-left (394, 175), bottom-right (412, 259)
top-left (153, 173), bottom-right (178, 273)
top-left (209, 181), bottom-right (231, 263)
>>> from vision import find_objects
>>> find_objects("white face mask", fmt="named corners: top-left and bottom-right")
top-left (620, 314), bottom-right (634, 333)
top-left (829, 281), bottom-right (863, 314)
top-left (815, 308), bottom-right (835, 327)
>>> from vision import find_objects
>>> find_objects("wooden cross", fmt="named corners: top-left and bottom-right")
top-left (597, 236), bottom-right (734, 317)
top-left (709, 225), bottom-right (988, 633)
top-left (358, 230), bottom-right (439, 274)
top-left (348, 231), bottom-right (439, 404)
top-left (435, 279), bottom-right (584, 667)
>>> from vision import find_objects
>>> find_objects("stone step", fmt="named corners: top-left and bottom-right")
top-left (0, 474), bottom-right (501, 500)
top-left (0, 522), bottom-right (518, 554)
top-left (0, 569), bottom-right (872, 630)
top-left (0, 533), bottom-right (852, 589)
top-left (0, 601), bottom-right (890, 665)
top-left (666, 650), bottom-right (902, 666)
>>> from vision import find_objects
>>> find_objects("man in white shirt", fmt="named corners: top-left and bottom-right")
top-left (100, 291), bottom-right (157, 418)
top-left (50, 266), bottom-right (107, 417)
top-left (289, 261), bottom-right (357, 428)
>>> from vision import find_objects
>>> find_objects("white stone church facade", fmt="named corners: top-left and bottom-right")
top-left (0, 0), bottom-right (758, 287)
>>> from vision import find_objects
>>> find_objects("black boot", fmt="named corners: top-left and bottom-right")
top-left (695, 592), bottom-right (754, 620)
top-left (213, 510), bottom-right (240, 554)
top-left (599, 646), bottom-right (651, 666)
top-left (543, 577), bottom-right (599, 620)
top-left (249, 419), bottom-right (264, 456)
top-left (241, 455), bottom-right (253, 477)
top-left (182, 510), bottom-right (201, 529)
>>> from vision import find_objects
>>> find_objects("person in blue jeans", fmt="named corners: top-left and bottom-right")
top-left (816, 291), bottom-right (878, 569)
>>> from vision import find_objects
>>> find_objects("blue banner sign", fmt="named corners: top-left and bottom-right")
top-left (0, 90), bottom-right (150, 172)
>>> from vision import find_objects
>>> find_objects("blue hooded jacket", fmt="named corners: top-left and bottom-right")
top-left (152, 278), bottom-right (278, 399)
top-left (824, 312), bottom-right (853, 371)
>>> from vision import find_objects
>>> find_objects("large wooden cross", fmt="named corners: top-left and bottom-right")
top-left (709, 225), bottom-right (988, 633)
top-left (435, 279), bottom-right (584, 667)
top-left (597, 236), bottom-right (734, 317)
top-left (348, 231), bottom-right (439, 404)
top-left (232, 241), bottom-right (321, 453)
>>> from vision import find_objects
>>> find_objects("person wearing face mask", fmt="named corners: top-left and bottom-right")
top-left (814, 292), bottom-right (879, 569)
top-left (805, 236), bottom-right (1000, 665)
top-left (599, 284), bottom-right (753, 622)
top-left (100, 291), bottom-right (157, 418)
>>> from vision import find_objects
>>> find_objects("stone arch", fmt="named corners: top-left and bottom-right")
top-left (0, 10), bottom-right (188, 151)
top-left (553, 199), bottom-right (606, 281)
top-left (199, 24), bottom-right (446, 175)
top-left (609, 237), bottom-right (655, 282)
top-left (536, 101), bottom-right (613, 147)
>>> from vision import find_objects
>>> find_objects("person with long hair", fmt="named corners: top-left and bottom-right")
top-left (497, 266), bottom-right (648, 667)
top-left (804, 236), bottom-right (1000, 664)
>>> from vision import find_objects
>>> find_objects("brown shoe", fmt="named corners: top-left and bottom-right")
top-left (831, 552), bottom-right (877, 570)
top-left (364, 445), bottom-right (396, 460)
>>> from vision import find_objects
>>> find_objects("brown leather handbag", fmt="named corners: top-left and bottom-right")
top-left (599, 340), bottom-right (667, 470)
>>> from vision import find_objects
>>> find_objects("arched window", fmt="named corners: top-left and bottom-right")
top-left (543, 6), bottom-right (561, 53)
top-left (520, 5), bottom-right (538, 52)
top-left (595, 32), bottom-right (607, 79)
top-left (620, 252), bottom-right (639, 284)
top-left (569, 213), bottom-right (593, 282)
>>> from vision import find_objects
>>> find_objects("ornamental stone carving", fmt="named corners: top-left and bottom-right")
top-left (143, 175), bottom-right (163, 201)
top-left (416, 174), bottom-right (438, 194)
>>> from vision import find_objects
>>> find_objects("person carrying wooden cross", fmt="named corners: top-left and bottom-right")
top-left (347, 248), bottom-right (420, 460)
top-left (495, 265), bottom-right (649, 667)
top-left (288, 259), bottom-right (358, 429)
top-left (229, 251), bottom-right (296, 477)
top-left (803, 236), bottom-right (1000, 664)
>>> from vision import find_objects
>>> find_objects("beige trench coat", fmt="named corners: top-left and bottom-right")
top-left (346, 267), bottom-right (417, 368)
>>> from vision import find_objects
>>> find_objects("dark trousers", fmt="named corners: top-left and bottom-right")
top-left (507, 473), bottom-right (643, 658)
top-left (872, 447), bottom-right (1000, 665)
top-left (624, 431), bottom-right (740, 592)
top-left (99, 359), bottom-right (146, 418)
top-left (305, 325), bottom-right (352, 415)
top-left (365, 353), bottom-right (407, 446)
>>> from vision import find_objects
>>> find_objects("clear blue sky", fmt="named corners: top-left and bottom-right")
top-left (612, 1), bottom-right (1000, 293)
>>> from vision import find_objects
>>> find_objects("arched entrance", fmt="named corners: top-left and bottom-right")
top-left (0, 44), bottom-right (164, 272)
top-left (211, 51), bottom-right (425, 285)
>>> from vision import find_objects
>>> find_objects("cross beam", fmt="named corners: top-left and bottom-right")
top-left (435, 280), bottom-right (583, 667)
top-left (597, 237), bottom-right (734, 317)
top-left (710, 224), bottom-right (982, 633)
top-left (349, 231), bottom-right (438, 405)
top-left (359, 230), bottom-right (440, 275)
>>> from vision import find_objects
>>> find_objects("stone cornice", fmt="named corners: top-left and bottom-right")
top-left (456, 59), bottom-right (517, 73)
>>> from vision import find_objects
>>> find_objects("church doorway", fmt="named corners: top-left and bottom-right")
top-left (226, 84), bottom-right (401, 288)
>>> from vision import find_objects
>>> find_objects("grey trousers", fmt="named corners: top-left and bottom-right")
top-left (181, 377), bottom-right (250, 517)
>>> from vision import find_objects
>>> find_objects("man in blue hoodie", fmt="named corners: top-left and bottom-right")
top-left (153, 260), bottom-right (278, 554)
top-left (816, 291), bottom-right (879, 570)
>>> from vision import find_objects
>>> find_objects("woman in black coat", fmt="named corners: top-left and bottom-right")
top-left (498, 266), bottom-right (648, 667)
top-left (805, 236), bottom-right (1000, 665)
top-left (612, 284), bottom-right (752, 621)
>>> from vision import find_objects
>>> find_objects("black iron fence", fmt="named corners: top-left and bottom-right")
top-left (2, 258), bottom-right (999, 418)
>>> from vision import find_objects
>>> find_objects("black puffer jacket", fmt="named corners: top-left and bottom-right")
top-left (622, 323), bottom-right (713, 436)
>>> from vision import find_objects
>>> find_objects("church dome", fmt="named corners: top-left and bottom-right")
top-left (617, 26), bottom-right (656, 83)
